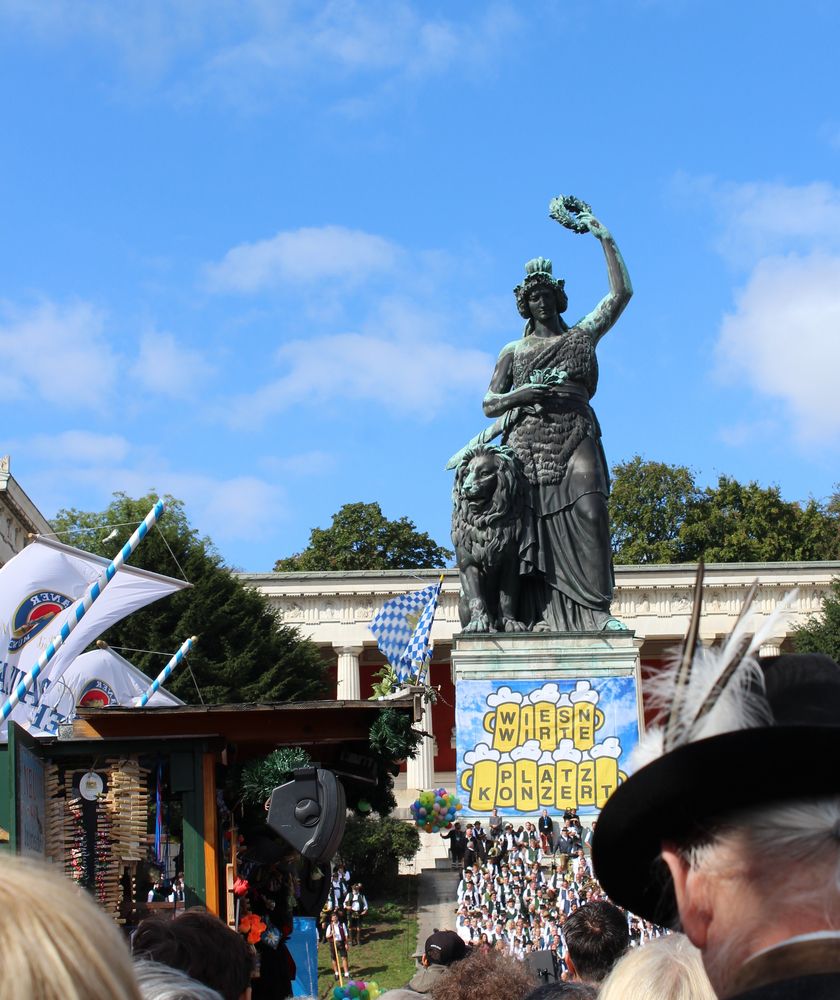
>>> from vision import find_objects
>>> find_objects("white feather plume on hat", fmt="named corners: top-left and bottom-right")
top-left (632, 566), bottom-right (798, 772)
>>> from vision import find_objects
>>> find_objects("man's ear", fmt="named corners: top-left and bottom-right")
top-left (661, 844), bottom-right (711, 949)
top-left (565, 952), bottom-right (578, 980)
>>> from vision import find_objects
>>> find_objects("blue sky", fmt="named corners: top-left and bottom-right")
top-left (2, 0), bottom-right (840, 571)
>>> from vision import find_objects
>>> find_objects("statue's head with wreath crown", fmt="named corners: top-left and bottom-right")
top-left (513, 256), bottom-right (568, 323)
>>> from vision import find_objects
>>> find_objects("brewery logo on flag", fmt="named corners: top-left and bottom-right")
top-left (78, 678), bottom-right (118, 708)
top-left (456, 677), bottom-right (641, 815)
top-left (9, 592), bottom-right (73, 651)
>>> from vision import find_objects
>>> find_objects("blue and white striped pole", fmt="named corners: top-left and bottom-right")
top-left (137, 634), bottom-right (197, 707)
top-left (0, 498), bottom-right (166, 722)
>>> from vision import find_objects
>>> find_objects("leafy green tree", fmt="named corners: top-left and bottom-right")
top-left (793, 579), bottom-right (840, 662)
top-left (52, 493), bottom-right (327, 704)
top-left (610, 458), bottom-right (839, 564)
top-left (274, 501), bottom-right (452, 571)
top-left (337, 814), bottom-right (420, 895)
top-left (610, 456), bottom-right (701, 563)
top-left (682, 476), bottom-right (840, 563)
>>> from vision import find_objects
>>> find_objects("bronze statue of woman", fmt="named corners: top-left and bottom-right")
top-left (478, 200), bottom-right (632, 631)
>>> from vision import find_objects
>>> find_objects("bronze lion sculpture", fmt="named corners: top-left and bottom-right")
top-left (451, 443), bottom-right (527, 633)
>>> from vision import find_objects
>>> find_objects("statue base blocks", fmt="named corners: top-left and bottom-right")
top-left (453, 631), bottom-right (644, 818)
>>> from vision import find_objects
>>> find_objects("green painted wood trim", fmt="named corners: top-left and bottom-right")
top-left (0, 743), bottom-right (10, 852)
top-left (179, 749), bottom-right (206, 908)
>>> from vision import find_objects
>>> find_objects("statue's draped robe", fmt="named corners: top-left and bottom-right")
top-left (504, 329), bottom-right (613, 630)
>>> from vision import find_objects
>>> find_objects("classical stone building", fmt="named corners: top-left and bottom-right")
top-left (243, 562), bottom-right (840, 786)
top-left (0, 456), bottom-right (51, 567)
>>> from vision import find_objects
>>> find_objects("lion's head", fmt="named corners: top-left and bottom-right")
top-left (452, 444), bottom-right (523, 530)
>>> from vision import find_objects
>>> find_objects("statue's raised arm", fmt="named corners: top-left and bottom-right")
top-left (549, 195), bottom-right (632, 345)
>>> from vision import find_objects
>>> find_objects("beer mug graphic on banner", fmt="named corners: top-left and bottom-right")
top-left (461, 743), bottom-right (501, 812)
top-left (556, 701), bottom-right (574, 743)
top-left (510, 741), bottom-right (541, 811)
top-left (496, 761), bottom-right (516, 806)
top-left (483, 687), bottom-right (523, 753)
top-left (554, 740), bottom-right (582, 810)
top-left (525, 683), bottom-right (563, 751)
top-left (590, 738), bottom-right (626, 806)
top-left (577, 758), bottom-right (596, 807)
top-left (538, 752), bottom-right (556, 807)
top-left (569, 681), bottom-right (605, 751)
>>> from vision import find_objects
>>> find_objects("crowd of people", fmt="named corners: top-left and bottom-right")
top-left (4, 644), bottom-right (839, 1000)
top-left (0, 852), bottom-right (252, 1000)
top-left (439, 807), bottom-right (666, 973)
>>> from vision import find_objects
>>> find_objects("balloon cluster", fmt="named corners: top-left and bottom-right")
top-left (410, 788), bottom-right (462, 833)
top-left (333, 981), bottom-right (381, 1000)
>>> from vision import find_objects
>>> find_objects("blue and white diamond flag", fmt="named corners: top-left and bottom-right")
top-left (369, 577), bottom-right (443, 683)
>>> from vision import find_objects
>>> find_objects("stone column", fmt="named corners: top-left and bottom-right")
top-left (335, 645), bottom-right (362, 700)
top-left (406, 697), bottom-right (435, 791)
top-left (759, 637), bottom-right (784, 657)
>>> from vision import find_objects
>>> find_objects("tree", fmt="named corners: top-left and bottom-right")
top-left (610, 456), bottom-right (701, 563)
top-left (681, 476), bottom-right (840, 563)
top-left (793, 580), bottom-right (840, 663)
top-left (337, 814), bottom-right (420, 895)
top-left (274, 501), bottom-right (452, 571)
top-left (52, 493), bottom-right (327, 704)
top-left (610, 458), bottom-right (840, 564)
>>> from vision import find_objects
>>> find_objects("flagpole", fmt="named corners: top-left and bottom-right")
top-left (137, 635), bottom-right (197, 707)
top-left (413, 574), bottom-right (444, 687)
top-left (0, 499), bottom-right (166, 722)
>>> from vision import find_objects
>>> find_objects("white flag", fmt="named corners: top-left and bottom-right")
top-left (0, 536), bottom-right (189, 737)
top-left (58, 646), bottom-right (183, 712)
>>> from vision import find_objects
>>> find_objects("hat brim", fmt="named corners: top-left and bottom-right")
top-left (591, 724), bottom-right (840, 926)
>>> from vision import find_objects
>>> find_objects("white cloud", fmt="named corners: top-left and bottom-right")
top-left (0, 1), bottom-right (519, 110)
top-left (717, 418), bottom-right (780, 448)
top-left (196, 475), bottom-right (285, 541)
top-left (206, 226), bottom-right (402, 293)
top-left (17, 440), bottom-right (287, 546)
top-left (688, 176), bottom-right (840, 268)
top-left (0, 300), bottom-right (119, 409)
top-left (196, 3), bottom-right (519, 111)
top-left (226, 330), bottom-right (491, 426)
top-left (716, 252), bottom-right (840, 443)
top-left (260, 451), bottom-right (336, 477)
top-left (130, 329), bottom-right (216, 397)
top-left (683, 175), bottom-right (840, 448)
top-left (21, 431), bottom-right (131, 465)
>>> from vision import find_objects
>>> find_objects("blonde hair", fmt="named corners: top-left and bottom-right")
top-left (599, 934), bottom-right (715, 1000)
top-left (0, 854), bottom-right (141, 1000)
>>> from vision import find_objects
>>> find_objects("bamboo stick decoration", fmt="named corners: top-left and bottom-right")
top-left (137, 635), bottom-right (197, 707)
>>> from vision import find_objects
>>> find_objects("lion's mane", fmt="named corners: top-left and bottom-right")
top-left (451, 444), bottom-right (524, 567)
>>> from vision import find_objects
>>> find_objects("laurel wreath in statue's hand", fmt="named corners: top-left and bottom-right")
top-left (548, 194), bottom-right (594, 234)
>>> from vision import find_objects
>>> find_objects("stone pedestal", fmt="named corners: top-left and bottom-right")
top-left (452, 631), bottom-right (644, 819)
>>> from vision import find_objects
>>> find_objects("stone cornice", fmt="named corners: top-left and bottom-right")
top-left (240, 562), bottom-right (840, 652)
top-left (0, 457), bottom-right (53, 564)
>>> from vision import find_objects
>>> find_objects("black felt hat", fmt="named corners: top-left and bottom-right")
top-left (424, 930), bottom-right (467, 966)
top-left (592, 652), bottom-right (840, 927)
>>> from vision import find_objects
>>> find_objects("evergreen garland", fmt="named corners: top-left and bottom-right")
top-left (368, 708), bottom-right (422, 761)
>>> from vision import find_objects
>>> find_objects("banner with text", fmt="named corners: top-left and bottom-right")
top-left (456, 677), bottom-right (640, 815)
